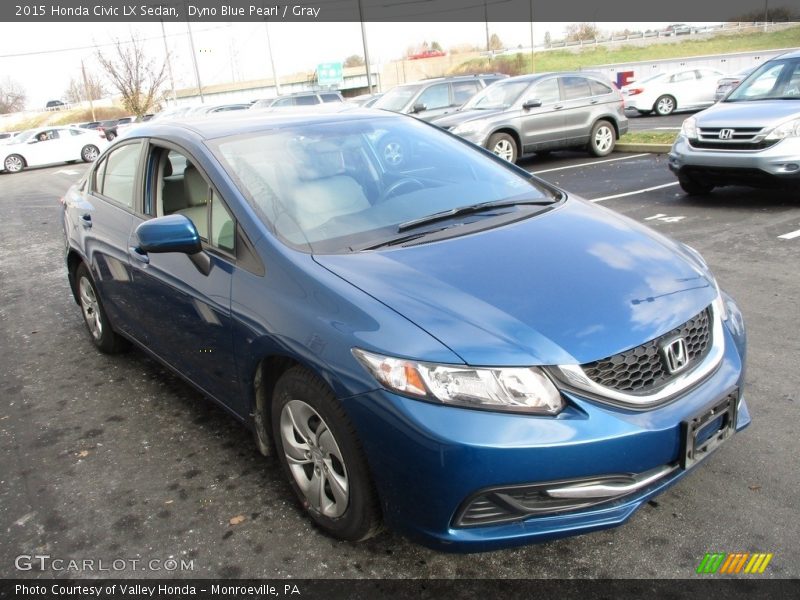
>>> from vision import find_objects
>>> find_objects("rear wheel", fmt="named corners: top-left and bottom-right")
top-left (75, 263), bottom-right (130, 353)
top-left (487, 132), bottom-right (518, 163)
top-left (3, 154), bottom-right (25, 173)
top-left (272, 366), bottom-right (382, 542)
top-left (588, 120), bottom-right (616, 157)
top-left (654, 95), bottom-right (676, 116)
top-left (678, 175), bottom-right (714, 195)
top-left (81, 145), bottom-right (99, 163)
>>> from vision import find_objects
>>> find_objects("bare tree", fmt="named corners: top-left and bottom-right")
top-left (0, 78), bottom-right (27, 114)
top-left (343, 54), bottom-right (365, 68)
top-left (565, 23), bottom-right (601, 42)
top-left (64, 71), bottom-right (106, 104)
top-left (488, 33), bottom-right (504, 51)
top-left (96, 35), bottom-right (167, 117)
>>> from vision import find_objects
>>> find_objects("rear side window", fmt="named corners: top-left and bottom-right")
top-left (321, 93), bottom-right (342, 103)
top-left (452, 81), bottom-right (481, 105)
top-left (96, 142), bottom-right (142, 208)
top-left (295, 95), bottom-right (318, 106)
top-left (670, 71), bottom-right (696, 83)
top-left (590, 79), bottom-right (613, 96)
top-left (272, 97), bottom-right (294, 107)
top-left (562, 77), bottom-right (592, 100)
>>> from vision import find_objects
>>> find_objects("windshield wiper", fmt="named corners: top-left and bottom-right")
top-left (397, 198), bottom-right (554, 233)
top-left (352, 229), bottom-right (448, 252)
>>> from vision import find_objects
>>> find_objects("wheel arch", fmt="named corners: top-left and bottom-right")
top-left (487, 127), bottom-right (522, 154)
top-left (3, 153), bottom-right (28, 170)
top-left (592, 115), bottom-right (620, 138)
top-left (66, 249), bottom-right (88, 305)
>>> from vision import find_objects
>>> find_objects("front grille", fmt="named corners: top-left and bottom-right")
top-left (689, 139), bottom-right (779, 151)
top-left (581, 307), bottom-right (711, 394)
top-left (698, 126), bottom-right (763, 142)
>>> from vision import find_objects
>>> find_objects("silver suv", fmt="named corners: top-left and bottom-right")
top-left (251, 91), bottom-right (344, 109)
top-left (669, 50), bottom-right (800, 194)
top-left (431, 72), bottom-right (628, 163)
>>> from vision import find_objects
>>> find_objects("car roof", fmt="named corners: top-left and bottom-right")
top-left (774, 49), bottom-right (800, 60)
top-left (124, 105), bottom-right (400, 142)
top-left (394, 74), bottom-right (507, 87)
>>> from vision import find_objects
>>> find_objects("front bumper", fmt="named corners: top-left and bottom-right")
top-left (342, 309), bottom-right (748, 552)
top-left (669, 135), bottom-right (800, 187)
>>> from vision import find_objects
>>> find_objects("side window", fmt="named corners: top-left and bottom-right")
top-left (452, 81), bottom-right (481, 105)
top-left (69, 128), bottom-right (83, 136)
top-left (590, 79), bottom-right (613, 96)
top-left (531, 78), bottom-right (560, 104)
top-left (210, 191), bottom-right (235, 252)
top-left (562, 77), bottom-right (592, 100)
top-left (670, 71), bottom-right (696, 83)
top-left (321, 93), bottom-right (342, 103)
top-left (416, 83), bottom-right (450, 110)
top-left (272, 97), bottom-right (294, 107)
top-left (99, 142), bottom-right (141, 208)
top-left (294, 95), bottom-right (318, 106)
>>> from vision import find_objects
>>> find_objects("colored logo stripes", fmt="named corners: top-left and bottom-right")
top-left (696, 552), bottom-right (773, 574)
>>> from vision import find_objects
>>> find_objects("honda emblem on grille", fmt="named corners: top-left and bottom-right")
top-left (662, 337), bottom-right (689, 374)
top-left (718, 129), bottom-right (735, 140)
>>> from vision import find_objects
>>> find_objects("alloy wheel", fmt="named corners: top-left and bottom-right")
top-left (78, 276), bottom-right (103, 340)
top-left (594, 125), bottom-right (614, 153)
top-left (4, 155), bottom-right (23, 173)
top-left (492, 139), bottom-right (515, 162)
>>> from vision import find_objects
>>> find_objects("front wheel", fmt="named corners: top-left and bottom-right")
top-left (75, 263), bottom-right (130, 353)
top-left (654, 95), bottom-right (676, 116)
top-left (81, 144), bottom-right (100, 163)
top-left (487, 132), bottom-right (518, 163)
top-left (588, 120), bottom-right (616, 157)
top-left (272, 366), bottom-right (382, 542)
top-left (3, 154), bottom-right (25, 173)
top-left (678, 175), bottom-right (714, 195)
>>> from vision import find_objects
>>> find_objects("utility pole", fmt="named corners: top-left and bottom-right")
top-left (529, 0), bottom-right (535, 73)
top-left (81, 59), bottom-right (96, 121)
top-left (484, 1), bottom-right (490, 52)
top-left (160, 20), bottom-right (177, 105)
top-left (264, 20), bottom-right (281, 96)
top-left (358, 0), bottom-right (373, 94)
top-left (184, 3), bottom-right (204, 103)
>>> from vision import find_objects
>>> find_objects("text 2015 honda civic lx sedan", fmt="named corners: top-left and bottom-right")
top-left (61, 109), bottom-right (749, 552)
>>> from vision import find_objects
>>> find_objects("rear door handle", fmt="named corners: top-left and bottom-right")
top-left (590, 99), bottom-right (599, 104)
top-left (554, 105), bottom-right (564, 110)
top-left (80, 214), bottom-right (92, 228)
top-left (128, 246), bottom-right (149, 265)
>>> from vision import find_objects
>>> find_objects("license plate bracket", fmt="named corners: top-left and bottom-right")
top-left (681, 391), bottom-right (738, 470)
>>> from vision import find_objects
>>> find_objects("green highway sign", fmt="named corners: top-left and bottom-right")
top-left (317, 62), bottom-right (343, 86)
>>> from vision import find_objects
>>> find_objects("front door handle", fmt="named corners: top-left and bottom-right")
top-left (554, 104), bottom-right (564, 110)
top-left (128, 246), bottom-right (149, 265)
top-left (80, 214), bottom-right (92, 228)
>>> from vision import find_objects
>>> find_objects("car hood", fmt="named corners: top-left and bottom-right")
top-left (314, 199), bottom-right (716, 367)
top-left (431, 108), bottom-right (506, 129)
top-left (697, 100), bottom-right (800, 127)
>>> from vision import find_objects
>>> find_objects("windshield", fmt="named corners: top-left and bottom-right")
top-left (725, 58), bottom-right (800, 101)
top-left (213, 117), bottom-right (556, 253)
top-left (464, 80), bottom-right (530, 109)
top-left (373, 84), bottom-right (423, 111)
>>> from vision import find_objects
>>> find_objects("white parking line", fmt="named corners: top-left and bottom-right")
top-left (778, 229), bottom-right (800, 240)
top-left (590, 182), bottom-right (680, 203)
top-left (533, 153), bottom-right (650, 174)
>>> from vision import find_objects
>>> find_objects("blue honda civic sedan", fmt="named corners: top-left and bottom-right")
top-left (61, 107), bottom-right (749, 551)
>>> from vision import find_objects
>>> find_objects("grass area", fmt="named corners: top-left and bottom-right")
top-left (449, 25), bottom-right (800, 76)
top-left (5, 106), bottom-right (127, 131)
top-left (619, 131), bottom-right (678, 145)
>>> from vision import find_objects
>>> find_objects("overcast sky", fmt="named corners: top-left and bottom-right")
top-left (1, 21), bottom-right (711, 108)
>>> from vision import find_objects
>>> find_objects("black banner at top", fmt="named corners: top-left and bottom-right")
top-left (1, 0), bottom-right (798, 23)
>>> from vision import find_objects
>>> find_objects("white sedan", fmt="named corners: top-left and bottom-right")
top-left (622, 67), bottom-right (725, 116)
top-left (1, 126), bottom-right (108, 174)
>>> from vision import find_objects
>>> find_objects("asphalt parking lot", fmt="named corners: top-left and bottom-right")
top-left (1, 152), bottom-right (798, 579)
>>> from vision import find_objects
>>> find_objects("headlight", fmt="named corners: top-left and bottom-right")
top-left (764, 117), bottom-right (800, 140)
top-left (352, 349), bottom-right (564, 415)
top-left (681, 117), bottom-right (698, 139)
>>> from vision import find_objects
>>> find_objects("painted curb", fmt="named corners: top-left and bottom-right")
top-left (615, 143), bottom-right (672, 154)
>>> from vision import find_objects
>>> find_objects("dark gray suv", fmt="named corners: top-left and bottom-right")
top-left (431, 72), bottom-right (628, 163)
top-left (373, 74), bottom-right (508, 121)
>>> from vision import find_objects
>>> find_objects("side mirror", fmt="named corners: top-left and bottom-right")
top-left (522, 99), bottom-right (543, 109)
top-left (411, 102), bottom-right (427, 114)
top-left (136, 214), bottom-right (202, 255)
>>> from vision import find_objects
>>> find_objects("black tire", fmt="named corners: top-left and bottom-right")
top-left (636, 109), bottom-right (652, 116)
top-left (487, 132), bottom-right (518, 163)
top-left (3, 154), bottom-right (25, 173)
top-left (678, 175), bottom-right (714, 196)
top-left (271, 365), bottom-right (382, 542)
top-left (81, 145), bottom-right (100, 163)
top-left (74, 262), bottom-right (130, 354)
top-left (654, 95), bottom-right (676, 116)
top-left (105, 132), bottom-right (116, 142)
top-left (588, 120), bottom-right (616, 157)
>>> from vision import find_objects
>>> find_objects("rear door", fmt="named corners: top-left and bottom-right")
top-left (78, 140), bottom-right (145, 334)
top-left (127, 143), bottom-right (240, 406)
top-left (559, 76), bottom-right (597, 145)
